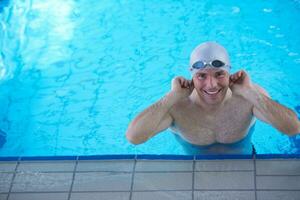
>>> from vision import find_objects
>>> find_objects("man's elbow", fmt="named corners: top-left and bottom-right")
top-left (282, 122), bottom-right (300, 136)
top-left (125, 131), bottom-right (146, 145)
top-left (284, 131), bottom-right (299, 137)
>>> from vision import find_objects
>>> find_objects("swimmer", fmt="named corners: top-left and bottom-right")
top-left (125, 41), bottom-right (300, 147)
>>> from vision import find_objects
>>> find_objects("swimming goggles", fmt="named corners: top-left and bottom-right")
top-left (192, 60), bottom-right (231, 70)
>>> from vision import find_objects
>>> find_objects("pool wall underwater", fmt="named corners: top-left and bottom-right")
top-left (1, 0), bottom-right (300, 160)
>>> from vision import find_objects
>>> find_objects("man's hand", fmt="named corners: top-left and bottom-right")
top-left (171, 76), bottom-right (194, 100)
top-left (229, 70), bottom-right (253, 97)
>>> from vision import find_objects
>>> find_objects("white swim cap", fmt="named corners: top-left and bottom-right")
top-left (190, 41), bottom-right (231, 74)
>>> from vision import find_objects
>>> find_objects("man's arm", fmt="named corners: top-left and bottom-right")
top-left (125, 92), bottom-right (175, 144)
top-left (126, 77), bottom-right (194, 144)
top-left (230, 70), bottom-right (300, 136)
top-left (245, 85), bottom-right (300, 136)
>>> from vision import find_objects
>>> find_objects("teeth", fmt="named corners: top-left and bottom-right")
top-left (204, 89), bottom-right (221, 95)
top-left (206, 91), bottom-right (218, 94)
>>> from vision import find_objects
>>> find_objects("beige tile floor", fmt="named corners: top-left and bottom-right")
top-left (0, 158), bottom-right (300, 200)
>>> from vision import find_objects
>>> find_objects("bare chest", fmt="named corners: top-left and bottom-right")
top-left (170, 97), bottom-right (254, 145)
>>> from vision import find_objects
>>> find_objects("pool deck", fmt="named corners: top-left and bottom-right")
top-left (0, 158), bottom-right (300, 200)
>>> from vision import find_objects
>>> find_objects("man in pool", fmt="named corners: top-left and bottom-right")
top-left (125, 41), bottom-right (300, 153)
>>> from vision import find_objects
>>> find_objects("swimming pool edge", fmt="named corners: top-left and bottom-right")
top-left (0, 153), bottom-right (299, 161)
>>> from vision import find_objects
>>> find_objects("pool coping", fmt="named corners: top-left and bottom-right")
top-left (0, 153), bottom-right (300, 161)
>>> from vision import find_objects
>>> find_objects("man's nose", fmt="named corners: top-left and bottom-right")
top-left (206, 76), bottom-right (218, 88)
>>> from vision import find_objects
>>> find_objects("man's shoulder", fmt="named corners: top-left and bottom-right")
top-left (169, 97), bottom-right (193, 114)
top-left (230, 89), bottom-right (253, 107)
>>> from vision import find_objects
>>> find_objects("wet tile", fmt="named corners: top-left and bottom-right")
top-left (12, 172), bottom-right (73, 192)
top-left (256, 160), bottom-right (300, 175)
top-left (195, 160), bottom-right (254, 171)
top-left (257, 191), bottom-right (300, 200)
top-left (17, 161), bottom-right (75, 172)
top-left (8, 192), bottom-right (68, 200)
top-left (0, 162), bottom-right (17, 172)
top-left (135, 160), bottom-right (193, 172)
top-left (256, 176), bottom-right (300, 190)
top-left (0, 173), bottom-right (13, 193)
top-left (194, 191), bottom-right (255, 200)
top-left (70, 192), bottom-right (130, 200)
top-left (72, 172), bottom-right (132, 191)
top-left (195, 172), bottom-right (254, 190)
top-left (76, 160), bottom-right (134, 172)
top-left (133, 172), bottom-right (192, 190)
top-left (132, 191), bottom-right (192, 200)
top-left (0, 194), bottom-right (8, 200)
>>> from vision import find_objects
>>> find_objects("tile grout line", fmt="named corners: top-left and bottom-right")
top-left (6, 159), bottom-right (21, 200)
top-left (254, 155), bottom-right (257, 200)
top-left (129, 155), bottom-right (137, 200)
top-left (256, 174), bottom-right (300, 177)
top-left (67, 157), bottom-right (78, 200)
top-left (10, 189), bottom-right (300, 193)
top-left (192, 156), bottom-right (195, 200)
top-left (4, 189), bottom-right (300, 194)
top-left (2, 169), bottom-right (255, 173)
top-left (193, 170), bottom-right (254, 172)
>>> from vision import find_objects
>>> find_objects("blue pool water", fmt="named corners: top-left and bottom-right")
top-left (0, 0), bottom-right (300, 158)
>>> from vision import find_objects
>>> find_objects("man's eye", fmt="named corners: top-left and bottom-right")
top-left (197, 74), bottom-right (206, 79)
top-left (216, 72), bottom-right (225, 78)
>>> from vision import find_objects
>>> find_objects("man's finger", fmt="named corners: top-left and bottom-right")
top-left (241, 70), bottom-right (247, 78)
top-left (230, 75), bottom-right (235, 81)
top-left (180, 78), bottom-right (185, 84)
top-left (187, 80), bottom-right (191, 88)
top-left (189, 80), bottom-right (194, 89)
top-left (178, 79), bottom-right (183, 87)
top-left (231, 74), bottom-right (238, 81)
top-left (182, 80), bottom-right (186, 87)
top-left (181, 81), bottom-right (185, 87)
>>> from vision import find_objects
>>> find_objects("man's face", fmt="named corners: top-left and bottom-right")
top-left (192, 68), bottom-right (230, 105)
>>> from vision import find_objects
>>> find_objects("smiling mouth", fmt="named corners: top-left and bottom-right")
top-left (203, 89), bottom-right (222, 95)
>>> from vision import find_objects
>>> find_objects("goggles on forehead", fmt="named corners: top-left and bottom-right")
top-left (191, 60), bottom-right (231, 71)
